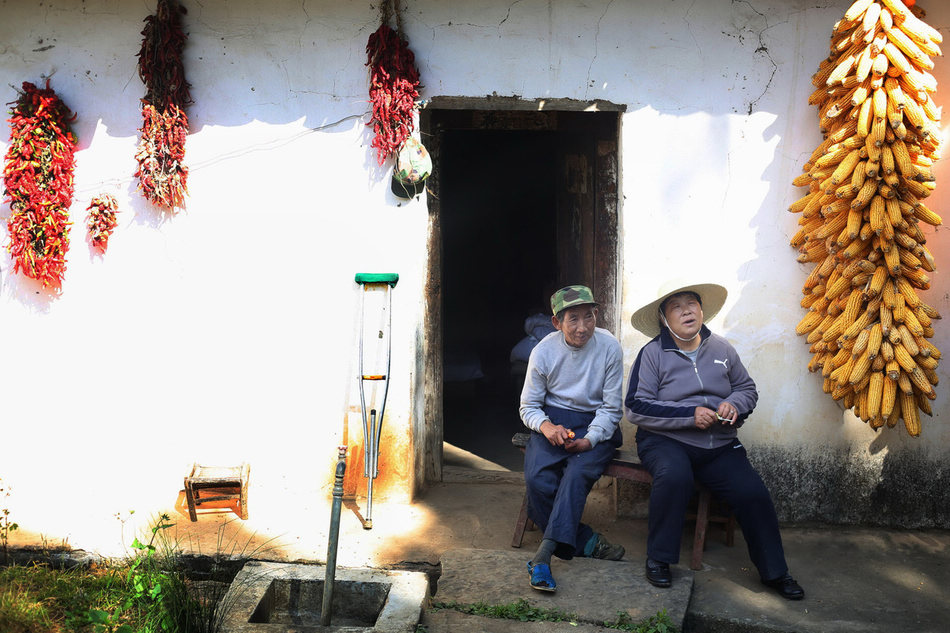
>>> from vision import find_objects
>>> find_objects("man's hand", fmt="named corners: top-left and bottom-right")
top-left (694, 406), bottom-right (718, 430)
top-left (564, 437), bottom-right (592, 453)
top-left (540, 420), bottom-right (576, 447)
top-left (716, 401), bottom-right (738, 425)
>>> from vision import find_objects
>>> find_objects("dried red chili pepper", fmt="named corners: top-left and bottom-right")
top-left (86, 194), bottom-right (120, 252)
top-left (135, 0), bottom-right (191, 210)
top-left (366, 23), bottom-right (420, 166)
top-left (3, 81), bottom-right (77, 287)
top-left (134, 102), bottom-right (189, 209)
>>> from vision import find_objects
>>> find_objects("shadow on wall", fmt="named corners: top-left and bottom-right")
top-left (1, 0), bottom-right (385, 311)
top-left (2, 0), bottom-right (798, 310)
top-left (730, 4), bottom-right (950, 525)
top-left (750, 430), bottom-right (950, 528)
top-left (620, 0), bottom-right (844, 462)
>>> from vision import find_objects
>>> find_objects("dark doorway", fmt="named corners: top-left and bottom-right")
top-left (421, 105), bottom-right (622, 481)
top-left (440, 129), bottom-right (559, 470)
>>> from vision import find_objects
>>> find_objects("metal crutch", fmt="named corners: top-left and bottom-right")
top-left (354, 272), bottom-right (398, 529)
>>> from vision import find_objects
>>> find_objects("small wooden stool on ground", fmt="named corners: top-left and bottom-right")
top-left (510, 433), bottom-right (734, 570)
top-left (184, 463), bottom-right (250, 522)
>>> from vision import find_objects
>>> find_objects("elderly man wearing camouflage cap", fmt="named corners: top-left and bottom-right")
top-left (519, 285), bottom-right (625, 592)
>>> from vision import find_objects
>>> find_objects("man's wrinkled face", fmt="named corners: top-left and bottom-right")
top-left (662, 292), bottom-right (704, 340)
top-left (553, 304), bottom-right (597, 348)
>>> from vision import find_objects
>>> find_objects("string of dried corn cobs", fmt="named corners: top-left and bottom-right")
top-left (134, 0), bottom-right (191, 210)
top-left (790, 0), bottom-right (943, 436)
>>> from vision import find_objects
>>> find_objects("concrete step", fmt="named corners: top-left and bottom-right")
top-left (430, 548), bottom-right (692, 631)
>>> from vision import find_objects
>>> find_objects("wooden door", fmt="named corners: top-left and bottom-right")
top-left (555, 112), bottom-right (620, 333)
top-left (421, 106), bottom-right (621, 486)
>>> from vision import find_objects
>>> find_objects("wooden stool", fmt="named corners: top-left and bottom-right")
top-left (184, 463), bottom-right (249, 521)
top-left (510, 433), bottom-right (734, 570)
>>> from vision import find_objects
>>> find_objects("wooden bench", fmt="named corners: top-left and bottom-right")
top-left (511, 433), bottom-right (734, 570)
top-left (184, 463), bottom-right (250, 521)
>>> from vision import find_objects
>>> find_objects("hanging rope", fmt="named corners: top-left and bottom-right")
top-left (379, 0), bottom-right (404, 37)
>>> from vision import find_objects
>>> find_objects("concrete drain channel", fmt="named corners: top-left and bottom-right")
top-left (216, 448), bottom-right (431, 631)
top-left (218, 561), bottom-right (429, 632)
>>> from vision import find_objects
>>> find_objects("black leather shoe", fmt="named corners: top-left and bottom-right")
top-left (762, 573), bottom-right (804, 600)
top-left (645, 558), bottom-right (672, 588)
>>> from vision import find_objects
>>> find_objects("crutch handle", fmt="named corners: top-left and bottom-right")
top-left (355, 273), bottom-right (399, 287)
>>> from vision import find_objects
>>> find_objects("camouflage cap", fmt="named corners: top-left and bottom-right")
top-left (550, 285), bottom-right (598, 316)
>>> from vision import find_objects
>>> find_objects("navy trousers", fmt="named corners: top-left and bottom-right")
top-left (524, 406), bottom-right (622, 559)
top-left (636, 429), bottom-right (788, 581)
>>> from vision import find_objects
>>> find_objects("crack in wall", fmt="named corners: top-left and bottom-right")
top-left (498, 0), bottom-right (526, 27)
top-left (425, 0), bottom-right (527, 30)
top-left (584, 0), bottom-right (618, 100)
top-left (732, 0), bottom-right (779, 115)
top-left (682, 0), bottom-right (702, 74)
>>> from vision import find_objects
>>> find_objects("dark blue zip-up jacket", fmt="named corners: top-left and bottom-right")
top-left (624, 325), bottom-right (758, 449)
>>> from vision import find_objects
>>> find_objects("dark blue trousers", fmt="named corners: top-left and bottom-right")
top-left (524, 406), bottom-right (622, 559)
top-left (636, 429), bottom-right (788, 581)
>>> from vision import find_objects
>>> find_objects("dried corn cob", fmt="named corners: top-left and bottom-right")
top-left (789, 0), bottom-right (942, 436)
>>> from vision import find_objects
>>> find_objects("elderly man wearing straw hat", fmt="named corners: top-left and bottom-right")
top-left (626, 280), bottom-right (804, 600)
top-left (519, 285), bottom-right (625, 593)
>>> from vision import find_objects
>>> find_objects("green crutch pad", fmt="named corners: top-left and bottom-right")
top-left (355, 273), bottom-right (399, 287)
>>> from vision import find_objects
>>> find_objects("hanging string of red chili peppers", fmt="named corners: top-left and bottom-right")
top-left (2, 81), bottom-right (77, 287)
top-left (134, 0), bottom-right (192, 210)
top-left (86, 194), bottom-right (119, 252)
top-left (366, 0), bottom-right (420, 166)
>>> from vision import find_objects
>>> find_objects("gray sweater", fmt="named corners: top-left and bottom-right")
top-left (519, 327), bottom-right (623, 447)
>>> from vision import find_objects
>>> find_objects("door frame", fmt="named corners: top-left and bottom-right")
top-left (419, 97), bottom-right (625, 485)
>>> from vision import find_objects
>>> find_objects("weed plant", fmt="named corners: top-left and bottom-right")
top-left (1, 478), bottom-right (19, 566)
top-left (606, 608), bottom-right (677, 633)
top-left (106, 512), bottom-right (279, 633)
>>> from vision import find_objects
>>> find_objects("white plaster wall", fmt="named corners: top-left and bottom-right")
top-left (1, 0), bottom-right (948, 554)
top-left (0, 0), bottom-right (427, 553)
top-left (610, 0), bottom-right (950, 457)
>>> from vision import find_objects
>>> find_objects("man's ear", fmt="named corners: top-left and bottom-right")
top-left (551, 315), bottom-right (561, 331)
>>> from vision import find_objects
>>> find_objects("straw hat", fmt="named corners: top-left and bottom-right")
top-left (630, 280), bottom-right (728, 338)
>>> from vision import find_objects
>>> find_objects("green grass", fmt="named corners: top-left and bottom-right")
top-left (432, 598), bottom-right (576, 623)
top-left (0, 563), bottom-right (136, 632)
top-left (0, 558), bottom-right (235, 633)
top-left (430, 599), bottom-right (678, 632)
top-left (0, 504), bottom-right (283, 633)
top-left (0, 514), bottom-right (242, 633)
